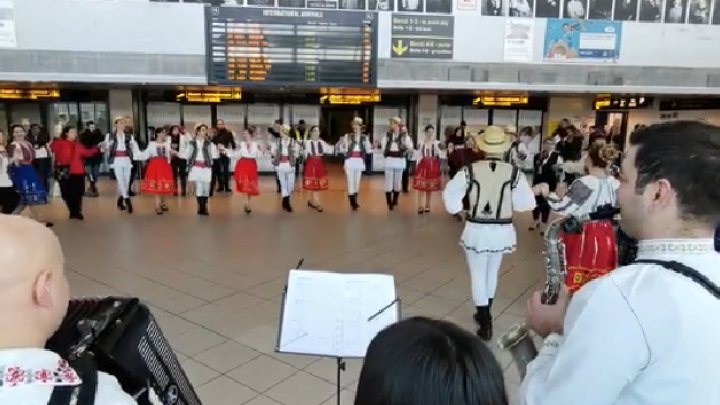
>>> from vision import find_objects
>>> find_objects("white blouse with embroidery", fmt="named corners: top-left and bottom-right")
top-left (0, 348), bottom-right (136, 404)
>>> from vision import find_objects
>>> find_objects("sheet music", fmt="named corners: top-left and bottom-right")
top-left (277, 269), bottom-right (398, 358)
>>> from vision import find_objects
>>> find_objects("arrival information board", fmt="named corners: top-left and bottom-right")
top-left (208, 7), bottom-right (377, 87)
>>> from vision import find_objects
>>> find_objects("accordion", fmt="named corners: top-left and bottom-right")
top-left (46, 297), bottom-right (202, 405)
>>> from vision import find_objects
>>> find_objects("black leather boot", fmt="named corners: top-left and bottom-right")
top-left (200, 197), bottom-right (209, 216)
top-left (117, 196), bottom-right (125, 211)
top-left (124, 198), bottom-right (133, 214)
top-left (196, 197), bottom-right (202, 215)
top-left (473, 306), bottom-right (485, 337)
top-left (286, 196), bottom-right (293, 213)
top-left (392, 191), bottom-right (400, 208)
top-left (385, 192), bottom-right (393, 210)
top-left (479, 306), bottom-right (493, 341)
top-left (353, 194), bottom-right (360, 210)
top-left (348, 195), bottom-right (354, 209)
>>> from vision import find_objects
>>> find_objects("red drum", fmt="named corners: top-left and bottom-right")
top-left (561, 220), bottom-right (618, 292)
top-left (141, 157), bottom-right (176, 195)
top-left (413, 157), bottom-right (441, 191)
top-left (234, 158), bottom-right (259, 196)
top-left (303, 156), bottom-right (329, 191)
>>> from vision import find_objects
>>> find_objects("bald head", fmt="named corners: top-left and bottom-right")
top-left (0, 215), bottom-right (69, 348)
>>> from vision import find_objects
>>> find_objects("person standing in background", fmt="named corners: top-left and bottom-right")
top-left (213, 119), bottom-right (235, 193)
top-left (529, 139), bottom-right (563, 234)
top-left (29, 124), bottom-right (52, 196)
top-left (268, 119), bottom-right (284, 194)
top-left (50, 126), bottom-right (99, 220)
top-left (169, 125), bottom-right (189, 197)
top-left (80, 121), bottom-right (104, 197)
top-left (0, 131), bottom-right (20, 214)
top-left (293, 119), bottom-right (309, 183)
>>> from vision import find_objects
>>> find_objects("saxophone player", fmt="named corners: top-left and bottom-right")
top-left (443, 126), bottom-right (536, 341)
top-left (522, 121), bottom-right (720, 405)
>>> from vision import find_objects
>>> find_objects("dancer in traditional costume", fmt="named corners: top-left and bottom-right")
top-left (529, 139), bottom-right (563, 235)
top-left (0, 131), bottom-right (20, 214)
top-left (180, 124), bottom-right (219, 216)
top-left (271, 125), bottom-right (300, 213)
top-left (547, 143), bottom-right (620, 292)
top-left (169, 125), bottom-right (189, 197)
top-left (379, 117), bottom-right (413, 211)
top-left (50, 126), bottom-right (100, 220)
top-left (303, 125), bottom-right (332, 212)
top-left (413, 125), bottom-right (443, 214)
top-left (337, 117), bottom-right (372, 211)
top-left (443, 126), bottom-right (536, 340)
top-left (103, 117), bottom-right (138, 214)
top-left (231, 127), bottom-right (262, 215)
top-left (7, 125), bottom-right (53, 227)
top-left (136, 127), bottom-right (177, 215)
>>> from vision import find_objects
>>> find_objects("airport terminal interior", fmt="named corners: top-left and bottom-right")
top-left (1, 0), bottom-right (720, 404)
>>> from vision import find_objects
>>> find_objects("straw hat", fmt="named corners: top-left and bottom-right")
top-left (505, 126), bottom-right (517, 135)
top-left (474, 126), bottom-right (513, 154)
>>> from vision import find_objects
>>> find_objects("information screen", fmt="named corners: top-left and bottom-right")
top-left (207, 7), bottom-right (377, 87)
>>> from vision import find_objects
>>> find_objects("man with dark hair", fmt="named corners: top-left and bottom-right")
top-left (521, 121), bottom-right (720, 404)
top-left (80, 121), bottom-right (104, 197)
top-left (212, 119), bottom-right (236, 192)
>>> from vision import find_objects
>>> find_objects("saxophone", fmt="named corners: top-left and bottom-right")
top-left (497, 216), bottom-right (567, 379)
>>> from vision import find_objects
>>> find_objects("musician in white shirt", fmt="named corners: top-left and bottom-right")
top-left (522, 121), bottom-right (720, 405)
top-left (0, 216), bottom-right (136, 405)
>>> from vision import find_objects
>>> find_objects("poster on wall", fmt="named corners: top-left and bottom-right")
top-left (0, 0), bottom-right (17, 48)
top-left (390, 15), bottom-right (454, 59)
top-left (481, 0), bottom-right (505, 16)
top-left (503, 18), bottom-right (535, 62)
top-left (290, 105), bottom-right (321, 126)
top-left (492, 110), bottom-right (518, 127)
top-left (588, 0), bottom-right (612, 19)
top-left (146, 103), bottom-right (181, 128)
top-left (638, 0), bottom-right (662, 22)
top-left (510, 0), bottom-right (534, 16)
top-left (183, 105), bottom-right (212, 129)
top-left (456, 0), bottom-right (478, 10)
top-left (612, 0), bottom-right (638, 20)
top-left (688, 0), bottom-right (710, 23)
top-left (398, 0), bottom-right (425, 12)
top-left (535, 0), bottom-right (561, 17)
top-left (665, 0), bottom-right (687, 23)
top-left (518, 110), bottom-right (543, 127)
top-left (714, 0), bottom-right (720, 24)
top-left (563, 0), bottom-right (588, 18)
top-left (543, 19), bottom-right (622, 63)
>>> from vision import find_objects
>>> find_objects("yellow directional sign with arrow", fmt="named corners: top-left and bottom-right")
top-left (392, 40), bottom-right (408, 57)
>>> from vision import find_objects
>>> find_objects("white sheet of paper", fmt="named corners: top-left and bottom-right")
top-left (277, 269), bottom-right (398, 358)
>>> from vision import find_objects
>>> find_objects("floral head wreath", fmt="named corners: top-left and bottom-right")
top-left (598, 145), bottom-right (617, 163)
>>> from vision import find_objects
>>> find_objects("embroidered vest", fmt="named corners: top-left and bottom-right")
top-left (272, 139), bottom-right (297, 167)
top-left (310, 140), bottom-right (324, 156)
top-left (383, 132), bottom-right (408, 158)
top-left (107, 132), bottom-right (133, 164)
top-left (189, 140), bottom-right (211, 165)
top-left (346, 134), bottom-right (368, 159)
top-left (465, 160), bottom-right (520, 224)
top-left (421, 142), bottom-right (437, 159)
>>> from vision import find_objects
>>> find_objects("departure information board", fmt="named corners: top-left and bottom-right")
top-left (207, 7), bottom-right (377, 87)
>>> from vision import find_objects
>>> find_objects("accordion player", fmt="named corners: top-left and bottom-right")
top-left (45, 297), bottom-right (202, 405)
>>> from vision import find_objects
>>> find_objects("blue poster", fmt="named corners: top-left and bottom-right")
top-left (543, 19), bottom-right (622, 63)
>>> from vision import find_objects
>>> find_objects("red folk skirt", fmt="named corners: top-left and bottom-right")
top-left (413, 157), bottom-right (441, 191)
top-left (303, 156), bottom-right (329, 191)
top-left (561, 220), bottom-right (617, 292)
top-left (234, 158), bottom-right (259, 196)
top-left (141, 157), bottom-right (176, 195)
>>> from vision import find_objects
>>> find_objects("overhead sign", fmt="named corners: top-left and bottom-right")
top-left (208, 7), bottom-right (377, 87)
top-left (543, 19), bottom-right (622, 64)
top-left (503, 18), bottom-right (534, 63)
top-left (0, 88), bottom-right (60, 100)
top-left (390, 14), bottom-right (454, 59)
top-left (594, 95), bottom-right (653, 110)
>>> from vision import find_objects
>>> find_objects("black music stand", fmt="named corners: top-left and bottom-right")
top-left (274, 259), bottom-right (401, 405)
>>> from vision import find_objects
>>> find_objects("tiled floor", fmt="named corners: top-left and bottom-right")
top-left (47, 166), bottom-right (546, 405)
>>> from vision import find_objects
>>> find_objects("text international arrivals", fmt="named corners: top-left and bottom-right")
top-left (263, 9), bottom-right (324, 18)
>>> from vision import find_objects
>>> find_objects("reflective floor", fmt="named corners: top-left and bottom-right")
top-left (48, 168), bottom-right (545, 405)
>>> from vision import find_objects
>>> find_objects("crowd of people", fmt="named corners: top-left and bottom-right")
top-left (1, 116), bottom-right (719, 405)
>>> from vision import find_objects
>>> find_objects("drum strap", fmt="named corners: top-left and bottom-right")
top-left (635, 260), bottom-right (720, 299)
top-left (47, 356), bottom-right (98, 405)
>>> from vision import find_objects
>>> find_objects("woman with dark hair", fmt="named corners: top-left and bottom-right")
top-left (413, 125), bottom-right (443, 214)
top-left (135, 127), bottom-right (176, 215)
top-left (180, 123), bottom-right (219, 216)
top-left (7, 124), bottom-right (52, 226)
top-left (547, 143), bottom-right (620, 292)
top-left (30, 124), bottom-right (52, 194)
top-left (529, 138), bottom-right (563, 234)
top-left (355, 317), bottom-right (508, 405)
top-left (50, 126), bottom-right (99, 220)
top-left (302, 125), bottom-right (332, 212)
top-left (230, 126), bottom-right (262, 214)
top-left (447, 126), bottom-right (467, 180)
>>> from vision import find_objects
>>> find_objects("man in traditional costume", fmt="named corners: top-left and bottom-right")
top-left (443, 126), bottom-right (536, 341)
